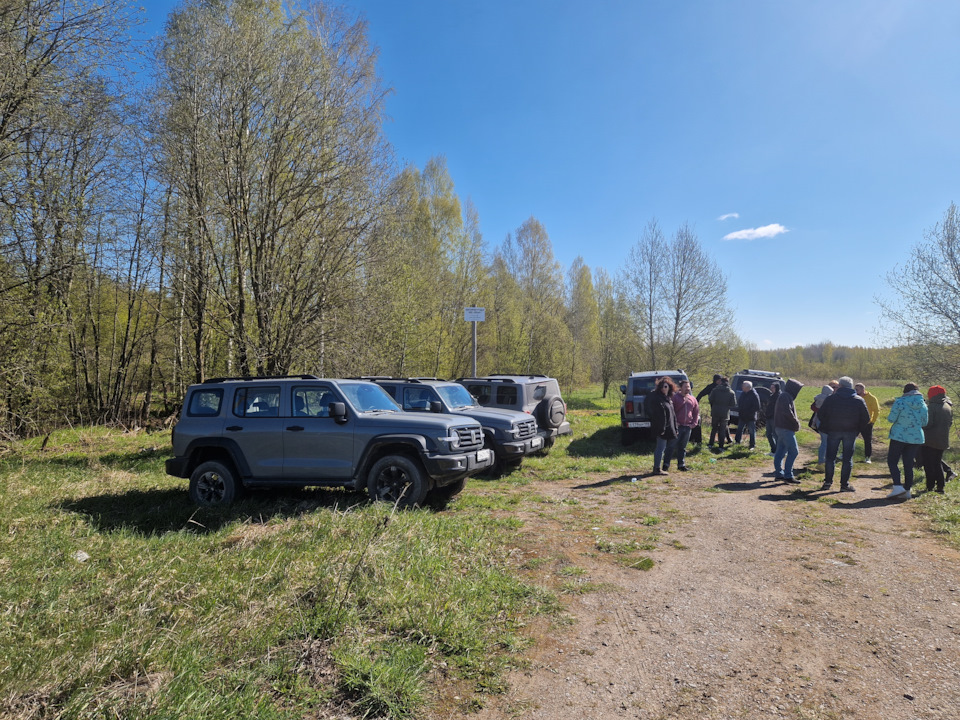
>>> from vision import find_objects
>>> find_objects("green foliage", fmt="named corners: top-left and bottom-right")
top-left (0, 428), bottom-right (554, 719)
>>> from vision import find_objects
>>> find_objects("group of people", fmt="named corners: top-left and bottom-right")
top-left (643, 372), bottom-right (956, 498)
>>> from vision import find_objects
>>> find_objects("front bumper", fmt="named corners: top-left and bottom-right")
top-left (500, 434), bottom-right (547, 458)
top-left (422, 447), bottom-right (494, 484)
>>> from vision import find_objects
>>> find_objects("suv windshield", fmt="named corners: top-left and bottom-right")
top-left (629, 375), bottom-right (686, 394)
top-left (436, 384), bottom-right (477, 409)
top-left (339, 382), bottom-right (400, 413)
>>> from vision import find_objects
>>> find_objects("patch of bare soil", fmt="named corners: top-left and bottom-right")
top-left (459, 448), bottom-right (960, 720)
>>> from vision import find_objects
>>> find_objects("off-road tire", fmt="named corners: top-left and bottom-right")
top-left (189, 460), bottom-right (241, 507)
top-left (368, 455), bottom-right (430, 508)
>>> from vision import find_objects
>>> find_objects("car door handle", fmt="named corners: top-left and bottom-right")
top-left (226, 426), bottom-right (243, 432)
top-left (286, 426), bottom-right (304, 432)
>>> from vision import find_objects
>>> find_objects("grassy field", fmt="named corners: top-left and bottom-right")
top-left (1, 384), bottom-right (958, 719)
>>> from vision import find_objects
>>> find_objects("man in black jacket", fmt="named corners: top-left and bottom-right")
top-left (817, 376), bottom-right (870, 492)
top-left (734, 380), bottom-right (761, 449)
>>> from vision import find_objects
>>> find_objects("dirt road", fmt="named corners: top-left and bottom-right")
top-left (467, 450), bottom-right (960, 720)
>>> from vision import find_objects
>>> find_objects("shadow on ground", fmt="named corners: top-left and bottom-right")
top-left (59, 485), bottom-right (371, 536)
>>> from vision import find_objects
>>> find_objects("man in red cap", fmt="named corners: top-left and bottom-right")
top-left (922, 385), bottom-right (954, 493)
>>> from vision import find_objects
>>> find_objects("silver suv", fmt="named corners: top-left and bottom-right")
top-left (455, 374), bottom-right (571, 448)
top-left (619, 370), bottom-right (690, 444)
top-left (363, 377), bottom-right (543, 473)
top-left (165, 376), bottom-right (493, 508)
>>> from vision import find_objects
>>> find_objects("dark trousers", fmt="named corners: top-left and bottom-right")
top-left (709, 417), bottom-right (730, 447)
top-left (765, 417), bottom-right (777, 453)
top-left (922, 446), bottom-right (946, 491)
top-left (859, 422), bottom-right (874, 459)
top-left (824, 431), bottom-right (858, 487)
top-left (666, 425), bottom-right (693, 468)
top-left (888, 439), bottom-right (921, 490)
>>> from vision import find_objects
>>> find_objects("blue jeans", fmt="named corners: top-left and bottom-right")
top-left (817, 431), bottom-right (829, 463)
top-left (654, 436), bottom-right (669, 470)
top-left (765, 419), bottom-right (777, 453)
top-left (887, 439), bottom-right (921, 489)
top-left (666, 426), bottom-right (693, 468)
top-left (735, 420), bottom-right (757, 447)
top-left (824, 430), bottom-right (858, 487)
top-left (774, 427), bottom-right (799, 478)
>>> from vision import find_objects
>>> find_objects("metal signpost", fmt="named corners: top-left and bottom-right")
top-left (464, 307), bottom-right (485, 376)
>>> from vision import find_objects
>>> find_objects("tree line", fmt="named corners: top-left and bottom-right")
top-left (0, 0), bottom-right (953, 438)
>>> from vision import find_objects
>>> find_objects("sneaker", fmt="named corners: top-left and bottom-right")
top-left (840, 485), bottom-right (855, 493)
top-left (678, 466), bottom-right (689, 471)
top-left (864, 458), bottom-right (872, 464)
top-left (887, 485), bottom-right (906, 498)
top-left (653, 469), bottom-right (668, 476)
top-left (785, 477), bottom-right (801, 484)
top-left (774, 472), bottom-right (785, 480)
top-left (820, 481), bottom-right (832, 491)
top-left (946, 471), bottom-right (956, 483)
top-left (903, 489), bottom-right (912, 499)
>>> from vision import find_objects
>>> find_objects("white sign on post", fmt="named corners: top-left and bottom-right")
top-left (464, 307), bottom-right (485, 322)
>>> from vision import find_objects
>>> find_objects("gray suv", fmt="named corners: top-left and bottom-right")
top-left (165, 375), bottom-right (493, 508)
top-left (363, 377), bottom-right (543, 473)
top-left (456, 374), bottom-right (571, 447)
top-left (620, 370), bottom-right (691, 444)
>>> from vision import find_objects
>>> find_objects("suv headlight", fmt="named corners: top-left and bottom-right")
top-left (439, 431), bottom-right (461, 451)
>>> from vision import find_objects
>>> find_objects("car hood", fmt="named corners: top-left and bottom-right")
top-left (449, 406), bottom-right (534, 428)
top-left (356, 411), bottom-right (479, 432)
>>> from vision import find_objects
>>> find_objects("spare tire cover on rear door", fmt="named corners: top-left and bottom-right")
top-left (539, 395), bottom-right (565, 429)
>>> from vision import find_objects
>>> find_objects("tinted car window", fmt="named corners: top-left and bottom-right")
top-left (403, 387), bottom-right (436, 411)
top-left (233, 387), bottom-right (280, 417)
top-left (468, 384), bottom-right (491, 405)
top-left (496, 386), bottom-right (518, 405)
top-left (436, 384), bottom-right (477, 409)
top-left (188, 389), bottom-right (222, 416)
top-left (292, 387), bottom-right (336, 418)
top-left (339, 382), bottom-right (400, 412)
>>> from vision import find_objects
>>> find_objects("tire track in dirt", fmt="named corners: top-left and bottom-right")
top-left (465, 456), bottom-right (960, 720)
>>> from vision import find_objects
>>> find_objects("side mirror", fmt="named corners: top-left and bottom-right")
top-left (620, 385), bottom-right (627, 394)
top-left (330, 402), bottom-right (348, 424)
top-left (430, 400), bottom-right (443, 413)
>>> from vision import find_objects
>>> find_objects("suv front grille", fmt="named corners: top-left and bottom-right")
top-left (456, 426), bottom-right (483, 450)
top-left (515, 419), bottom-right (537, 440)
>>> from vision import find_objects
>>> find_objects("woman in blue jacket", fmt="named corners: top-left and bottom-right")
top-left (886, 383), bottom-right (928, 499)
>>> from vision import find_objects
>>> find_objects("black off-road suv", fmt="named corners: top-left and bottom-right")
top-left (729, 369), bottom-right (785, 427)
top-left (455, 374), bottom-right (571, 447)
top-left (620, 370), bottom-right (691, 444)
top-left (165, 375), bottom-right (493, 508)
top-left (361, 377), bottom-right (543, 473)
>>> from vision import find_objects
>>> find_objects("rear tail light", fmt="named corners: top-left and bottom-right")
top-left (626, 401), bottom-right (634, 413)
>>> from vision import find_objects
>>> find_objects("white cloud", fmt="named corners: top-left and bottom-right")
top-left (722, 223), bottom-right (789, 241)
top-left (717, 212), bottom-right (739, 221)
top-left (762, 339), bottom-right (773, 346)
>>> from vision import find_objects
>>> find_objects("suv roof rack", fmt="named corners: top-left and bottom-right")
top-left (488, 373), bottom-right (549, 379)
top-left (202, 374), bottom-right (321, 383)
top-left (456, 377), bottom-right (517, 384)
top-left (353, 376), bottom-right (446, 384)
top-left (739, 369), bottom-right (781, 377)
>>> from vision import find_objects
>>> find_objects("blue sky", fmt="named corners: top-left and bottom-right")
top-left (141, 0), bottom-right (960, 349)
